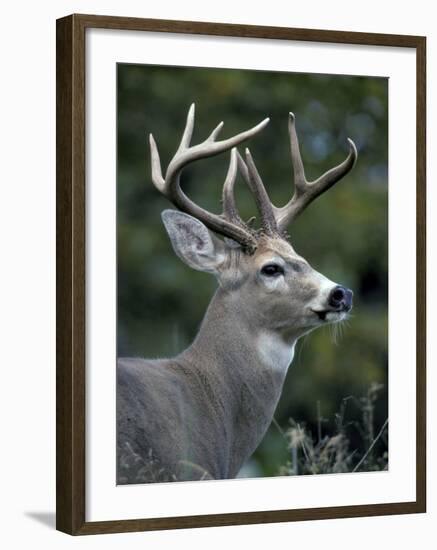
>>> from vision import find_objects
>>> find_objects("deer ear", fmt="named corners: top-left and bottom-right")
top-left (161, 210), bottom-right (228, 274)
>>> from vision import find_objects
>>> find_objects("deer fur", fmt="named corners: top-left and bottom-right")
top-left (117, 106), bottom-right (356, 483)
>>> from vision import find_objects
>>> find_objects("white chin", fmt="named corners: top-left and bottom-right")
top-left (325, 311), bottom-right (347, 323)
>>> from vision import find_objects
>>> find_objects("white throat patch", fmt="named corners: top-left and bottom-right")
top-left (257, 332), bottom-right (296, 375)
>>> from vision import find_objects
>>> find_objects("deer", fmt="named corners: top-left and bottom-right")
top-left (117, 104), bottom-right (357, 484)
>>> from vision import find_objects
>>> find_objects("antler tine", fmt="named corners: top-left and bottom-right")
top-left (237, 149), bottom-right (278, 236)
top-left (149, 104), bottom-right (270, 250)
top-left (274, 112), bottom-right (358, 231)
top-left (176, 102), bottom-right (196, 153)
top-left (149, 133), bottom-right (165, 192)
top-left (222, 148), bottom-right (246, 227)
top-left (287, 112), bottom-right (306, 190)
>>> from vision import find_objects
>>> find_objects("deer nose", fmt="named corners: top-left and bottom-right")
top-left (329, 285), bottom-right (353, 311)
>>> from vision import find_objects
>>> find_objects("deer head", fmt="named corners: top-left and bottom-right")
top-left (149, 104), bottom-right (356, 341)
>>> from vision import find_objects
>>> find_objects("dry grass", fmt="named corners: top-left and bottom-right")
top-left (279, 383), bottom-right (388, 476)
top-left (117, 442), bottom-right (177, 484)
top-left (118, 383), bottom-right (388, 483)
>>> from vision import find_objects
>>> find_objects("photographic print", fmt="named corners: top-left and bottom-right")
top-left (56, 14), bottom-right (425, 534)
top-left (116, 64), bottom-right (389, 485)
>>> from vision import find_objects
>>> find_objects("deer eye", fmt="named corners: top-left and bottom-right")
top-left (261, 263), bottom-right (284, 277)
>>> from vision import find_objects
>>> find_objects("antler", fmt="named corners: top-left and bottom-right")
top-left (274, 113), bottom-right (357, 232)
top-left (236, 149), bottom-right (279, 237)
top-left (237, 112), bottom-right (357, 235)
top-left (149, 103), bottom-right (270, 250)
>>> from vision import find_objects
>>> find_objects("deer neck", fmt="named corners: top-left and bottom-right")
top-left (179, 287), bottom-right (296, 475)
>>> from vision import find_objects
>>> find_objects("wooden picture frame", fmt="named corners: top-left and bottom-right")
top-left (56, 13), bottom-right (426, 535)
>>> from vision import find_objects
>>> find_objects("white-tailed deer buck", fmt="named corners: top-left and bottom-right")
top-left (117, 104), bottom-right (357, 483)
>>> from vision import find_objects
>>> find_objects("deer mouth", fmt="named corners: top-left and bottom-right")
top-left (313, 309), bottom-right (329, 321)
top-left (311, 308), bottom-right (350, 322)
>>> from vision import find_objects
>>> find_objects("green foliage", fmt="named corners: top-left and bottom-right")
top-left (117, 63), bottom-right (388, 477)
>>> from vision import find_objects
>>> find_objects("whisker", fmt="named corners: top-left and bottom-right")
top-left (327, 313), bottom-right (352, 345)
top-left (328, 322), bottom-right (338, 346)
top-left (297, 334), bottom-right (310, 364)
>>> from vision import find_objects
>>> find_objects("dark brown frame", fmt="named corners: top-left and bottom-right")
top-left (56, 13), bottom-right (427, 535)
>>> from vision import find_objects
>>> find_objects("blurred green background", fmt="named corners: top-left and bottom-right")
top-left (117, 63), bottom-right (388, 477)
